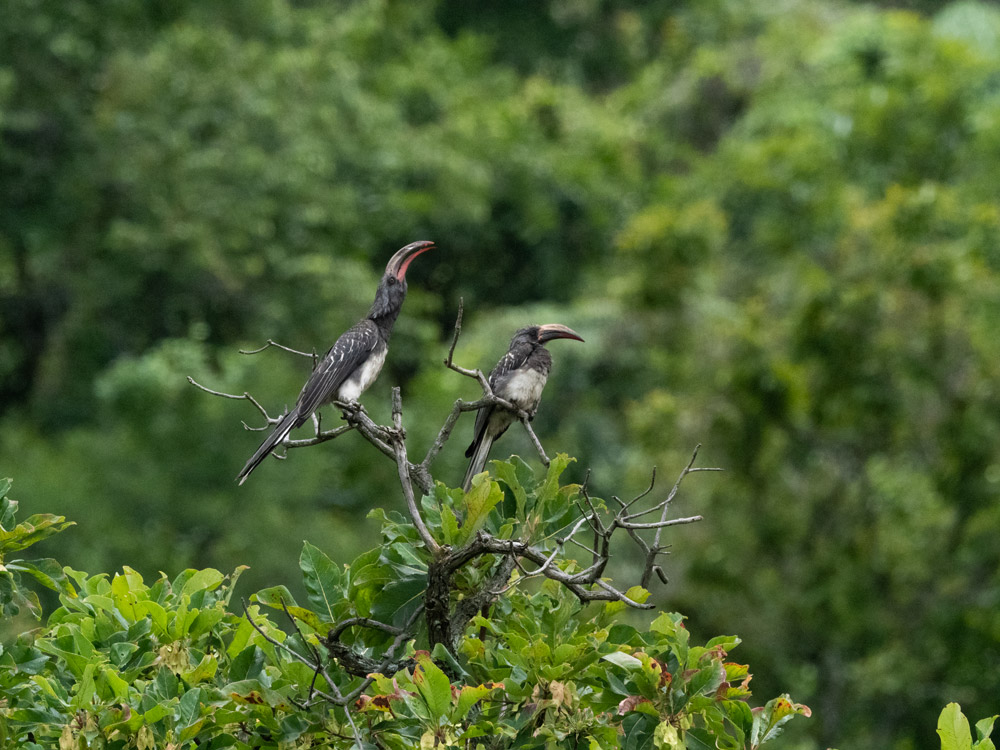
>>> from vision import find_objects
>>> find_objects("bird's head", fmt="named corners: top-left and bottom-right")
top-left (370, 240), bottom-right (435, 320)
top-left (516, 323), bottom-right (585, 346)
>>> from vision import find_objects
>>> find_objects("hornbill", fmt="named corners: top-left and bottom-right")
top-left (236, 240), bottom-right (435, 485)
top-left (463, 324), bottom-right (584, 491)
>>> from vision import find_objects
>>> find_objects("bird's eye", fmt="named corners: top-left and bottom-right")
top-left (388, 276), bottom-right (397, 285)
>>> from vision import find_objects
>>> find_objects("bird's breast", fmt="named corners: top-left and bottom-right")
top-left (337, 343), bottom-right (388, 403)
top-left (503, 367), bottom-right (548, 411)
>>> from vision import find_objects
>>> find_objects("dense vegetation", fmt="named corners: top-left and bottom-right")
top-left (3, 0), bottom-right (1000, 747)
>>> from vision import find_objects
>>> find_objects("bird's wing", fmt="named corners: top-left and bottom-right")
top-left (293, 319), bottom-right (380, 423)
top-left (467, 344), bottom-right (531, 455)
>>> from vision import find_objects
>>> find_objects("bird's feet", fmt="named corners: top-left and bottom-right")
top-left (334, 400), bottom-right (367, 420)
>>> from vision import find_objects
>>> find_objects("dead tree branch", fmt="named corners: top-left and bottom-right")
top-left (194, 317), bottom-right (717, 677)
top-left (323, 605), bottom-right (425, 700)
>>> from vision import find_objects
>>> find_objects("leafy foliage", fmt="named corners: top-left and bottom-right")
top-left (0, 466), bottom-right (810, 748)
top-left (937, 703), bottom-right (997, 750)
top-left (0, 479), bottom-right (74, 619)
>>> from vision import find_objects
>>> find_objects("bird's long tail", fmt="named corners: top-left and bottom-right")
top-left (462, 434), bottom-right (495, 492)
top-left (236, 409), bottom-right (299, 485)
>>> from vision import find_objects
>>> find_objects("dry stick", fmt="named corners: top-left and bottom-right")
top-left (331, 605), bottom-right (426, 705)
top-left (519, 416), bottom-right (550, 467)
top-left (638, 444), bottom-right (722, 588)
top-left (187, 377), bottom-right (276, 424)
top-left (328, 617), bottom-right (405, 641)
top-left (443, 533), bottom-right (655, 610)
top-left (187, 376), bottom-right (360, 449)
top-left (277, 600), bottom-right (363, 743)
top-left (241, 599), bottom-right (348, 707)
top-left (198, 319), bottom-right (716, 645)
top-left (651, 445), bottom-right (719, 549)
top-left (239, 339), bottom-right (316, 359)
top-left (248, 597), bottom-right (423, 723)
top-left (390, 387), bottom-right (441, 556)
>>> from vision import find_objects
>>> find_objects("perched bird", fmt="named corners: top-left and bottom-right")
top-left (237, 240), bottom-right (435, 485)
top-left (463, 324), bottom-right (584, 490)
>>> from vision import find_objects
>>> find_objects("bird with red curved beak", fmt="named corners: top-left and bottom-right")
top-left (237, 240), bottom-right (435, 485)
top-left (463, 323), bottom-right (584, 491)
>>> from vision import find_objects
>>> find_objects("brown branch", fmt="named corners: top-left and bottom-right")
top-left (242, 599), bottom-right (353, 715)
top-left (324, 605), bottom-right (424, 702)
top-left (240, 338), bottom-right (318, 363)
top-left (389, 388), bottom-right (441, 555)
top-left (195, 324), bottom-right (716, 674)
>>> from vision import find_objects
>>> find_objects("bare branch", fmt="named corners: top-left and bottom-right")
top-left (195, 328), bottom-right (716, 673)
top-left (325, 605), bottom-right (425, 707)
top-left (240, 339), bottom-right (316, 360)
top-left (328, 617), bottom-right (405, 641)
top-left (651, 445), bottom-right (718, 550)
top-left (389, 387), bottom-right (441, 556)
top-left (444, 297), bottom-right (465, 369)
top-left (519, 415), bottom-right (550, 467)
top-left (242, 599), bottom-right (346, 707)
top-left (617, 514), bottom-right (704, 530)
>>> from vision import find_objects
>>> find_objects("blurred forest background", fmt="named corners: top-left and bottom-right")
top-left (3, 0), bottom-right (1000, 747)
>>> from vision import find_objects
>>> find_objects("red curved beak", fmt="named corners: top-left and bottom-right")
top-left (387, 240), bottom-right (435, 281)
top-left (537, 324), bottom-right (584, 344)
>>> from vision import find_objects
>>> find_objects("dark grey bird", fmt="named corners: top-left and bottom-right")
top-left (237, 240), bottom-right (435, 485)
top-left (463, 324), bottom-right (584, 490)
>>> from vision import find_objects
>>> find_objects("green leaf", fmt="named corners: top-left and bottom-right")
top-left (603, 651), bottom-right (643, 670)
top-left (653, 720), bottom-right (683, 749)
top-left (8, 558), bottom-right (77, 597)
top-left (182, 654), bottom-right (218, 684)
top-left (457, 475), bottom-right (503, 546)
top-left (431, 642), bottom-right (469, 680)
top-left (411, 652), bottom-right (453, 722)
top-left (99, 667), bottom-right (129, 702)
top-left (938, 703), bottom-right (974, 750)
top-left (73, 662), bottom-right (98, 708)
top-left (441, 507), bottom-right (460, 545)
top-left (176, 687), bottom-right (203, 728)
top-left (180, 568), bottom-right (224, 598)
top-left (135, 599), bottom-right (169, 635)
top-left (535, 454), bottom-right (575, 519)
top-left (284, 605), bottom-right (332, 634)
top-left (455, 684), bottom-right (495, 720)
top-left (0, 479), bottom-right (14, 523)
top-left (491, 459), bottom-right (530, 518)
top-left (621, 712), bottom-right (657, 750)
top-left (253, 585), bottom-right (299, 609)
top-left (299, 542), bottom-right (342, 621)
top-left (0, 513), bottom-right (75, 555)
top-left (751, 695), bottom-right (812, 747)
top-left (686, 661), bottom-right (726, 698)
top-left (975, 715), bottom-right (999, 749)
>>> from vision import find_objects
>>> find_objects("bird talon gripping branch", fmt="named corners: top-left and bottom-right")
top-left (236, 241), bottom-right (435, 485)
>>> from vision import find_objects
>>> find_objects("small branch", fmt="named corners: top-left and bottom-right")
top-left (616, 514), bottom-right (704, 530)
top-left (389, 388), bottom-right (441, 556)
top-left (188, 377), bottom-right (278, 425)
top-left (444, 298), bottom-right (466, 369)
top-left (242, 599), bottom-right (344, 707)
top-left (240, 339), bottom-right (316, 360)
top-left (651, 445), bottom-right (718, 551)
top-left (278, 600), bottom-right (362, 742)
top-left (520, 416), bottom-right (550, 467)
top-left (328, 617), bottom-right (405, 642)
top-left (639, 445), bottom-right (720, 588)
top-left (326, 605), bottom-right (425, 707)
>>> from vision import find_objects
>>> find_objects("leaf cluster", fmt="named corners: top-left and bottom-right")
top-left (0, 466), bottom-right (812, 749)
